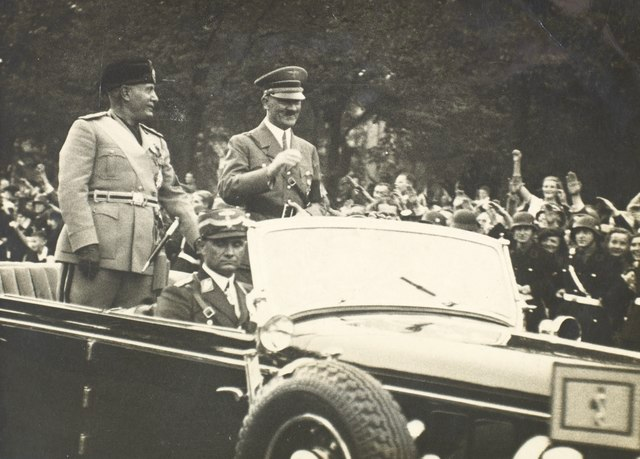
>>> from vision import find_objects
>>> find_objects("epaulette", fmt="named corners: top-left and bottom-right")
top-left (140, 123), bottom-right (164, 138)
top-left (79, 111), bottom-right (108, 120)
top-left (172, 274), bottom-right (194, 288)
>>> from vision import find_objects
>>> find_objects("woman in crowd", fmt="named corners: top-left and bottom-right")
top-left (604, 227), bottom-right (633, 270)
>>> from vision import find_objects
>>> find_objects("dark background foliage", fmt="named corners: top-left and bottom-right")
top-left (1, 0), bottom-right (639, 204)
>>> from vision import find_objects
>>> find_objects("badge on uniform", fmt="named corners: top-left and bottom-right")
top-left (201, 277), bottom-right (215, 293)
top-left (154, 170), bottom-right (163, 188)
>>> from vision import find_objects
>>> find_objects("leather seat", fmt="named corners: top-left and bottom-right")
top-left (0, 262), bottom-right (61, 300)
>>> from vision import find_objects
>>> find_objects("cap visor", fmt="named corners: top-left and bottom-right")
top-left (202, 231), bottom-right (247, 240)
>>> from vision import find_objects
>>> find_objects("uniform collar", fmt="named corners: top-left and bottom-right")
top-left (263, 117), bottom-right (291, 149)
top-left (202, 263), bottom-right (235, 290)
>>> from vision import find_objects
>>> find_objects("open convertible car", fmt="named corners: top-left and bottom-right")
top-left (2, 217), bottom-right (640, 459)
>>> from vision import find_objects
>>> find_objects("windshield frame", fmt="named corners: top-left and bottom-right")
top-left (248, 217), bottom-right (522, 328)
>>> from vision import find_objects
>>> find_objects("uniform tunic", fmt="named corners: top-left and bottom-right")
top-left (56, 110), bottom-right (198, 307)
top-left (218, 121), bottom-right (322, 221)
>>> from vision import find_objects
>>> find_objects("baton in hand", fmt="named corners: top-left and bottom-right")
top-left (142, 217), bottom-right (180, 272)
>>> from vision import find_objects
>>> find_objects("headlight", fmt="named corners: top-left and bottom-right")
top-left (257, 315), bottom-right (294, 353)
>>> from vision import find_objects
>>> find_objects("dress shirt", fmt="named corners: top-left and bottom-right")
top-left (202, 263), bottom-right (240, 318)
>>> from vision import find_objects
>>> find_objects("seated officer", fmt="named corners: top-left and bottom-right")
top-left (156, 208), bottom-right (252, 329)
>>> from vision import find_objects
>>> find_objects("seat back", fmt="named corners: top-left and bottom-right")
top-left (0, 262), bottom-right (61, 300)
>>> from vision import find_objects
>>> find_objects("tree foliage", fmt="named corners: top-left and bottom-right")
top-left (1, 0), bottom-right (639, 204)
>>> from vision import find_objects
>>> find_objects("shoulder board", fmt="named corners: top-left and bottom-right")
top-left (140, 124), bottom-right (164, 138)
top-left (173, 275), bottom-right (195, 288)
top-left (78, 111), bottom-right (108, 120)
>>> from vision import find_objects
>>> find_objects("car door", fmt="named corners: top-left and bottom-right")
top-left (80, 312), bottom-right (255, 459)
top-left (0, 295), bottom-right (95, 458)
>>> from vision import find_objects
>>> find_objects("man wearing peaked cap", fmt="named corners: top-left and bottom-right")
top-left (156, 208), bottom-right (253, 329)
top-left (56, 57), bottom-right (199, 308)
top-left (218, 66), bottom-right (326, 220)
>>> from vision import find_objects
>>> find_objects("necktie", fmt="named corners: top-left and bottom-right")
top-left (282, 130), bottom-right (288, 150)
top-left (224, 281), bottom-right (240, 319)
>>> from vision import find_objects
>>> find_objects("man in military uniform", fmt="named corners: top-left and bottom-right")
top-left (508, 212), bottom-right (556, 331)
top-left (556, 215), bottom-right (629, 344)
top-left (56, 58), bottom-right (199, 308)
top-left (155, 208), bottom-right (252, 329)
top-left (218, 66), bottom-right (324, 220)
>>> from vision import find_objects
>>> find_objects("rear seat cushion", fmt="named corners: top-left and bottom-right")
top-left (0, 263), bottom-right (61, 300)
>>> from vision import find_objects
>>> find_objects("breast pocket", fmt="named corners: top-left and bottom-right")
top-left (95, 148), bottom-right (128, 180)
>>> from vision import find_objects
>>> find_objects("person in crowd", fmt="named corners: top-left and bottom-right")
top-left (55, 57), bottom-right (199, 308)
top-left (182, 172), bottom-right (197, 193)
top-left (597, 193), bottom-right (640, 234)
top-left (365, 182), bottom-right (400, 218)
top-left (473, 185), bottom-right (491, 208)
top-left (421, 210), bottom-right (447, 226)
top-left (156, 208), bottom-right (252, 329)
top-left (604, 227), bottom-right (633, 269)
top-left (509, 150), bottom-right (568, 217)
top-left (508, 212), bottom-right (556, 330)
top-left (555, 215), bottom-right (629, 344)
top-left (450, 209), bottom-right (480, 233)
top-left (22, 230), bottom-right (54, 263)
top-left (44, 210), bottom-right (63, 256)
top-left (534, 203), bottom-right (567, 230)
top-left (218, 66), bottom-right (325, 220)
top-left (538, 227), bottom-right (569, 270)
top-left (393, 172), bottom-right (426, 211)
top-left (476, 200), bottom-right (512, 239)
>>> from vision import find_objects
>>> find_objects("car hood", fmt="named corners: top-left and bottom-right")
top-left (289, 313), bottom-right (640, 397)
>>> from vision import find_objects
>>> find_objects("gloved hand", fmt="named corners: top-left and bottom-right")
top-left (75, 244), bottom-right (100, 280)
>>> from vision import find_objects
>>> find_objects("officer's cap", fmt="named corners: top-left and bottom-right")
top-left (198, 208), bottom-right (248, 240)
top-left (101, 58), bottom-right (156, 92)
top-left (255, 66), bottom-right (307, 100)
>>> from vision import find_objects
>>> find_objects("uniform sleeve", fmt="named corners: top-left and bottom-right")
top-left (156, 285), bottom-right (196, 322)
top-left (217, 134), bottom-right (272, 206)
top-left (156, 138), bottom-right (199, 246)
top-left (58, 119), bottom-right (99, 251)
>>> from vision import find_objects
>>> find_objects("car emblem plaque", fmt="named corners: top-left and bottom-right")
top-left (551, 362), bottom-right (640, 451)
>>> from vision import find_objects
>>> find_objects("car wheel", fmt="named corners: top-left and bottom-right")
top-left (235, 359), bottom-right (416, 459)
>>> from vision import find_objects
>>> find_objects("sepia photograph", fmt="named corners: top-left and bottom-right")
top-left (1, 0), bottom-right (640, 457)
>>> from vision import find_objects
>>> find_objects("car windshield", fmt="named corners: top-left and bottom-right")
top-left (259, 226), bottom-right (517, 324)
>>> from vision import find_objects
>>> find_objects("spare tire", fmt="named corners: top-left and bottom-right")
top-left (235, 359), bottom-right (416, 459)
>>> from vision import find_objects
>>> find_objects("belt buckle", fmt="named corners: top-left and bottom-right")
top-left (286, 177), bottom-right (297, 189)
top-left (131, 191), bottom-right (145, 207)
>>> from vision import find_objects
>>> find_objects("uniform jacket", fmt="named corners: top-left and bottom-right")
top-left (510, 241), bottom-right (556, 306)
top-left (55, 110), bottom-right (199, 273)
top-left (218, 121), bottom-right (321, 220)
top-left (155, 269), bottom-right (251, 328)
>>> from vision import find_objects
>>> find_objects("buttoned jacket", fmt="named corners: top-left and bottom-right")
top-left (155, 269), bottom-right (250, 328)
top-left (218, 121), bottom-right (321, 220)
top-left (55, 110), bottom-right (198, 273)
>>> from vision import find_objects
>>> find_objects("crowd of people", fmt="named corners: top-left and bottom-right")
top-left (332, 149), bottom-right (640, 351)
top-left (3, 59), bottom-right (640, 352)
top-left (0, 162), bottom-right (62, 264)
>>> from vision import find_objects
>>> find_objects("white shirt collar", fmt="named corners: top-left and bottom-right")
top-left (263, 117), bottom-right (291, 149)
top-left (202, 263), bottom-right (235, 290)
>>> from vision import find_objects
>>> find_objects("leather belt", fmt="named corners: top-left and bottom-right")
top-left (91, 190), bottom-right (159, 209)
